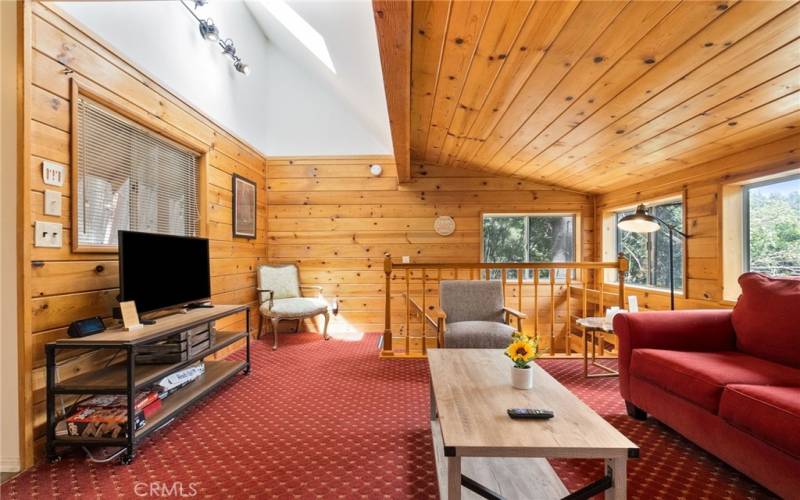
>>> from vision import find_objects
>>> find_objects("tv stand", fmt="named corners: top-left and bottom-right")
top-left (45, 304), bottom-right (250, 465)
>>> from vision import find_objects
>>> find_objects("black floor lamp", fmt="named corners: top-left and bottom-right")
top-left (617, 204), bottom-right (689, 310)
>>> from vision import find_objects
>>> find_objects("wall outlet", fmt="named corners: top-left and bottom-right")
top-left (44, 190), bottom-right (62, 216)
top-left (34, 221), bottom-right (63, 248)
top-left (42, 160), bottom-right (65, 187)
top-left (402, 256), bottom-right (411, 264)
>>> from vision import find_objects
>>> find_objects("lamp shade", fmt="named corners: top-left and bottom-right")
top-left (617, 204), bottom-right (661, 233)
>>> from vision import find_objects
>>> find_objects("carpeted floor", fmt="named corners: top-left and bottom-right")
top-left (1, 332), bottom-right (774, 499)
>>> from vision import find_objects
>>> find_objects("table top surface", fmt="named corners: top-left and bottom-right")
top-left (576, 316), bottom-right (614, 331)
top-left (53, 304), bottom-right (249, 345)
top-left (428, 349), bottom-right (636, 458)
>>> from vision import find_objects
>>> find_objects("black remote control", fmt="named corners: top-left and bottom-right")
top-left (507, 408), bottom-right (554, 419)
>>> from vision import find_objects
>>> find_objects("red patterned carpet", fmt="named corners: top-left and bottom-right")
top-left (2, 332), bottom-right (774, 499)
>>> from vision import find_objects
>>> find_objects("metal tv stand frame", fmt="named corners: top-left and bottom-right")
top-left (45, 304), bottom-right (251, 465)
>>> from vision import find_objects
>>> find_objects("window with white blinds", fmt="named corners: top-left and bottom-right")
top-left (75, 97), bottom-right (200, 248)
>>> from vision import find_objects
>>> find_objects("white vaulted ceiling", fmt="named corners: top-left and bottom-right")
top-left (54, 0), bottom-right (393, 157)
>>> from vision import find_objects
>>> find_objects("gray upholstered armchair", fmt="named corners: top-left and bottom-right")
top-left (257, 264), bottom-right (330, 350)
top-left (436, 280), bottom-right (526, 348)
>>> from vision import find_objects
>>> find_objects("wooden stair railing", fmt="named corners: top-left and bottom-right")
top-left (380, 254), bottom-right (629, 359)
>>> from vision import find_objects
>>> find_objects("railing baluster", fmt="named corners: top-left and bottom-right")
top-left (599, 280), bottom-right (605, 317)
top-left (582, 276), bottom-right (588, 361)
top-left (405, 268), bottom-right (410, 353)
top-left (382, 254), bottom-right (393, 356)
top-left (501, 269), bottom-right (507, 303)
top-left (534, 271), bottom-right (539, 348)
top-left (517, 269), bottom-right (523, 320)
top-left (421, 269), bottom-right (427, 355)
top-left (550, 269), bottom-right (555, 356)
top-left (565, 271), bottom-right (572, 356)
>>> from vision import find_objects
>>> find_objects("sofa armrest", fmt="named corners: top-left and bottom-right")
top-left (614, 310), bottom-right (736, 401)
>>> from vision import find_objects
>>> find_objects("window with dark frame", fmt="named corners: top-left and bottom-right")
top-left (743, 175), bottom-right (800, 276)
top-left (482, 214), bottom-right (576, 280)
top-left (615, 201), bottom-right (684, 291)
top-left (75, 96), bottom-right (200, 249)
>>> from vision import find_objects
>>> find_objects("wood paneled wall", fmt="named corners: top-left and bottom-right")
top-left (266, 156), bottom-right (595, 335)
top-left (19, 2), bottom-right (267, 466)
top-left (594, 134), bottom-right (800, 310)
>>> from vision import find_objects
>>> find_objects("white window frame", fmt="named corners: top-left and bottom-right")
top-left (742, 174), bottom-right (800, 274)
top-left (722, 170), bottom-right (800, 301)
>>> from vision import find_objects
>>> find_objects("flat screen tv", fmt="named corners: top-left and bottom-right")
top-left (118, 230), bottom-right (211, 314)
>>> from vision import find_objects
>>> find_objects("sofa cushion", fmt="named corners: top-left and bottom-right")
top-left (732, 273), bottom-right (800, 368)
top-left (444, 321), bottom-right (515, 348)
top-left (630, 349), bottom-right (800, 413)
top-left (719, 384), bottom-right (800, 459)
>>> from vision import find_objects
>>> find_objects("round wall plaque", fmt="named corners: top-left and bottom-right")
top-left (434, 216), bottom-right (456, 236)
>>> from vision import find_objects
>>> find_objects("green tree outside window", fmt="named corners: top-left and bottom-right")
top-left (745, 176), bottom-right (800, 276)
top-left (615, 201), bottom-right (684, 291)
top-left (482, 215), bottom-right (575, 280)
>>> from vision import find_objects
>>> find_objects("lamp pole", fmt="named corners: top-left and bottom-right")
top-left (651, 216), bottom-right (688, 311)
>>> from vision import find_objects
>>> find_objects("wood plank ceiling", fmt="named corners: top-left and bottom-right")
top-left (410, 0), bottom-right (800, 193)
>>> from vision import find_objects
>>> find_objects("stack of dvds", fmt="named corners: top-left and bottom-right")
top-left (62, 391), bottom-right (160, 439)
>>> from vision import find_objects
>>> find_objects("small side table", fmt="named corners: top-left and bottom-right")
top-left (576, 317), bottom-right (619, 379)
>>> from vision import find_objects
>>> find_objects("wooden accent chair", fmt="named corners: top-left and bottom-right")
top-left (256, 264), bottom-right (330, 350)
top-left (436, 280), bottom-right (526, 348)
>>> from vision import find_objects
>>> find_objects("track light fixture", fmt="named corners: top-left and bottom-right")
top-left (198, 18), bottom-right (219, 42)
top-left (181, 1), bottom-right (250, 76)
top-left (233, 59), bottom-right (250, 75)
top-left (221, 39), bottom-right (236, 57)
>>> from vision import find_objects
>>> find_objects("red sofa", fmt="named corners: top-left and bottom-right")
top-left (614, 273), bottom-right (800, 498)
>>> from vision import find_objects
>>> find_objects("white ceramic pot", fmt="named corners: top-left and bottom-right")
top-left (511, 365), bottom-right (533, 390)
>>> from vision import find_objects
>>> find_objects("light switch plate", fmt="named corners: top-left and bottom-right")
top-left (34, 221), bottom-right (63, 248)
top-left (402, 256), bottom-right (411, 264)
top-left (42, 160), bottom-right (65, 187)
top-left (44, 190), bottom-right (62, 216)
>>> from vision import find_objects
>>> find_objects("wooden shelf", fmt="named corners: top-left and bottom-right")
top-left (53, 360), bottom-right (246, 445)
top-left (136, 360), bottom-right (245, 439)
top-left (54, 331), bottom-right (247, 394)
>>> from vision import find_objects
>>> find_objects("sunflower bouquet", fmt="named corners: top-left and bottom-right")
top-left (505, 332), bottom-right (540, 369)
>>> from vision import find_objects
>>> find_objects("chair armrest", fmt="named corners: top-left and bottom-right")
top-left (502, 306), bottom-right (527, 319)
top-left (299, 285), bottom-right (324, 297)
top-left (613, 310), bottom-right (736, 400)
top-left (430, 306), bottom-right (447, 320)
top-left (256, 289), bottom-right (274, 308)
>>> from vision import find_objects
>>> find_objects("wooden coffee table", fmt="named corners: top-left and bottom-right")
top-left (428, 349), bottom-right (638, 500)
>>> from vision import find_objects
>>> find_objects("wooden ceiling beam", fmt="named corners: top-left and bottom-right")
top-left (373, 0), bottom-right (412, 183)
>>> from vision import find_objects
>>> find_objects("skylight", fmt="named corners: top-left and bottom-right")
top-left (261, 0), bottom-right (336, 74)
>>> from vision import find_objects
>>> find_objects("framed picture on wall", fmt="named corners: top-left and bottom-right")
top-left (232, 174), bottom-right (257, 239)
